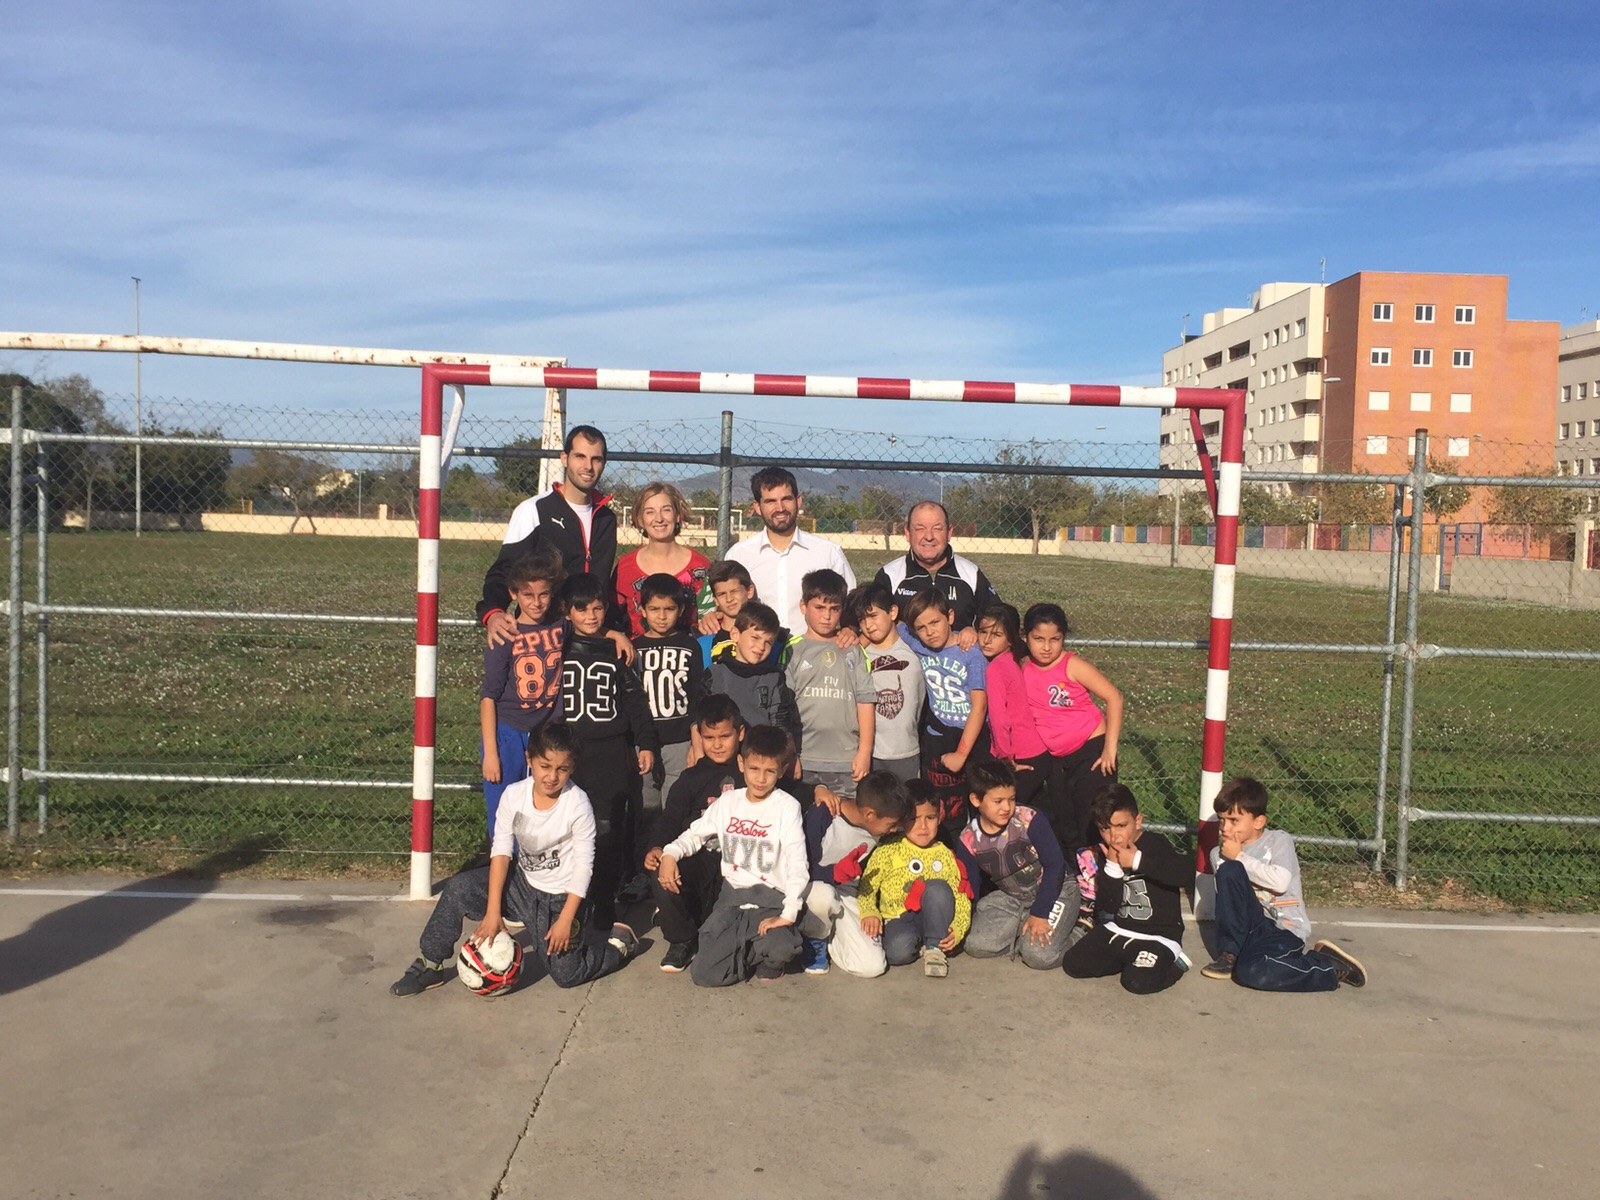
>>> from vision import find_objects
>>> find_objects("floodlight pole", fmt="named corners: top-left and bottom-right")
top-left (133, 278), bottom-right (142, 537)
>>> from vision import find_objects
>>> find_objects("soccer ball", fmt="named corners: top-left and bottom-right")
top-left (457, 931), bottom-right (524, 996)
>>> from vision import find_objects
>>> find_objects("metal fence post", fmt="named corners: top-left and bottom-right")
top-left (1394, 429), bottom-right (1429, 890)
top-left (1372, 481), bottom-right (1405, 873)
top-left (7, 384), bottom-right (23, 841)
top-left (716, 410), bottom-right (734, 558)
top-left (35, 433), bottom-right (49, 832)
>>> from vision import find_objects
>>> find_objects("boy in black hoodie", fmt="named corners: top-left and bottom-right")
top-left (1063, 783), bottom-right (1194, 994)
top-left (634, 573), bottom-right (707, 815)
top-left (559, 572), bottom-right (660, 929)
top-left (698, 601), bottom-right (800, 764)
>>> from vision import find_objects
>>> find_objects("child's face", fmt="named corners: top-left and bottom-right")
top-left (527, 749), bottom-right (575, 796)
top-left (738, 752), bottom-right (784, 799)
top-left (510, 580), bottom-right (553, 624)
top-left (642, 594), bottom-right (682, 636)
top-left (801, 595), bottom-right (842, 638)
top-left (905, 802), bottom-right (941, 848)
top-left (1098, 808), bottom-right (1143, 852)
top-left (731, 625), bottom-right (775, 664)
top-left (698, 718), bottom-right (741, 764)
top-left (637, 493), bottom-right (679, 543)
top-left (858, 603), bottom-right (897, 646)
top-left (970, 784), bottom-right (1016, 833)
top-left (858, 807), bottom-right (902, 838)
top-left (568, 597), bottom-right (607, 636)
top-left (976, 616), bottom-right (1011, 661)
top-left (912, 606), bottom-right (953, 651)
top-left (1218, 807), bottom-right (1267, 846)
top-left (712, 579), bottom-right (754, 618)
top-left (1026, 621), bottom-right (1065, 667)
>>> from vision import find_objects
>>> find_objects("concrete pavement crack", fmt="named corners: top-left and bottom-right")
top-left (488, 983), bottom-right (596, 1199)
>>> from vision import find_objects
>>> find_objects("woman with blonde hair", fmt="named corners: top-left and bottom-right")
top-left (611, 482), bottom-right (712, 635)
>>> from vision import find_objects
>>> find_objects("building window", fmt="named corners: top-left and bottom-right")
top-left (1592, 458), bottom-right (1600, 475)
top-left (1368, 390), bottom-right (1390, 411)
top-left (1415, 304), bottom-right (1435, 322)
top-left (1450, 393), bottom-right (1472, 412)
top-left (1372, 302), bottom-right (1393, 322)
top-left (1455, 305), bottom-right (1475, 324)
top-left (1407, 436), bottom-right (1418, 456)
top-left (1562, 385), bottom-right (1572, 402)
top-left (1295, 318), bottom-right (1307, 337)
top-left (1447, 438), bottom-right (1470, 458)
top-left (1410, 392), bottom-right (1432, 411)
top-left (1579, 461), bottom-right (1589, 476)
top-left (1414, 348), bottom-right (1433, 366)
top-left (1561, 423), bottom-right (1571, 439)
top-left (1371, 347), bottom-right (1391, 365)
top-left (1580, 421), bottom-right (1590, 437)
top-left (1453, 349), bottom-right (1474, 368)
top-left (1581, 383), bottom-right (1591, 400)
top-left (1366, 435), bottom-right (1388, 455)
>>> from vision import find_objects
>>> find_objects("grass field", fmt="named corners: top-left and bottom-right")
top-left (2, 530), bottom-right (1596, 907)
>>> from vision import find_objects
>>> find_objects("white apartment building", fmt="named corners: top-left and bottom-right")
top-left (1158, 282), bottom-right (1327, 495)
top-left (1557, 319), bottom-right (1600, 507)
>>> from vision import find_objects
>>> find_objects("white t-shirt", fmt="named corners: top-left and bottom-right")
top-left (569, 499), bottom-right (594, 546)
top-left (724, 528), bottom-right (856, 633)
top-left (662, 787), bottom-right (809, 922)
top-left (491, 778), bottom-right (597, 898)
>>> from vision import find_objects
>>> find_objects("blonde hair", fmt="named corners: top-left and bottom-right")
top-left (630, 481), bottom-right (691, 536)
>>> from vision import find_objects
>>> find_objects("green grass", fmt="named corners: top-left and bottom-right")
top-left (2, 530), bottom-right (1596, 908)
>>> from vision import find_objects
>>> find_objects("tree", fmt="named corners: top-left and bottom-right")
top-left (1314, 471), bottom-right (1392, 525)
top-left (857, 484), bottom-right (906, 549)
top-left (106, 425), bottom-right (231, 519)
top-left (442, 464), bottom-right (518, 518)
top-left (367, 463), bottom-right (419, 522)
top-left (493, 435), bottom-right (545, 497)
top-left (229, 449), bottom-right (338, 532)
top-left (0, 372), bottom-right (129, 529)
top-left (1486, 469), bottom-right (1584, 526)
top-left (1423, 457), bottom-right (1471, 520)
top-left (1237, 484), bottom-right (1316, 525)
top-left (984, 446), bottom-right (1094, 553)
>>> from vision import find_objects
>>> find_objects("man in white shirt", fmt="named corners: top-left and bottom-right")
top-left (720, 467), bottom-right (855, 633)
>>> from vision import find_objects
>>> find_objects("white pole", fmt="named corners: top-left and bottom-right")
top-left (538, 387), bottom-right (566, 495)
top-left (132, 279), bottom-right (142, 538)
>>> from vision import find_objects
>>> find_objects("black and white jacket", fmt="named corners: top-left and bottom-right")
top-left (476, 488), bottom-right (619, 625)
top-left (872, 552), bottom-right (999, 632)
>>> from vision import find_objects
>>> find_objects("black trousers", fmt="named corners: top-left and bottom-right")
top-left (1016, 735), bottom-right (1113, 856)
top-left (921, 720), bottom-right (992, 833)
top-left (1062, 925), bottom-right (1185, 995)
top-left (650, 851), bottom-right (723, 945)
top-left (574, 734), bottom-right (642, 926)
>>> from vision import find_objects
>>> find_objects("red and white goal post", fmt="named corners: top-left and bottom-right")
top-left (413, 364), bottom-right (1246, 911)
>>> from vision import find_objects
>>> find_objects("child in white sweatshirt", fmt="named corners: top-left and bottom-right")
top-left (657, 723), bottom-right (808, 985)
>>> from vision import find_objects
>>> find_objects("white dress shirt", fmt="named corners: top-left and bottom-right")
top-left (724, 527), bottom-right (856, 633)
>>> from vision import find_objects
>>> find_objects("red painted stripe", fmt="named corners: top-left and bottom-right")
top-left (1205, 616), bottom-right (1233, 672)
top-left (416, 592), bottom-right (438, 644)
top-left (1213, 515), bottom-right (1240, 567)
top-left (649, 371), bottom-right (702, 392)
top-left (1201, 717), bottom-right (1227, 773)
top-left (753, 374), bottom-right (808, 396)
top-left (414, 696), bottom-right (436, 745)
top-left (858, 377), bottom-right (912, 400)
top-left (420, 374), bottom-right (442, 437)
top-left (418, 489), bottom-right (440, 540)
top-left (544, 367), bottom-right (599, 390)
top-left (1195, 818), bottom-right (1219, 873)
top-left (962, 380), bottom-right (1016, 403)
top-left (1171, 387), bottom-right (1244, 410)
top-left (1061, 384), bottom-right (1121, 406)
top-left (411, 799), bottom-right (433, 852)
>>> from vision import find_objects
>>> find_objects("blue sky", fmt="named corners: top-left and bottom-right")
top-left (2, 0), bottom-right (1597, 449)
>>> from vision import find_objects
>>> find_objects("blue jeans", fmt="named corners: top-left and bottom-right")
top-left (1213, 859), bottom-right (1338, 992)
top-left (481, 722), bottom-right (531, 834)
top-left (882, 879), bottom-right (957, 966)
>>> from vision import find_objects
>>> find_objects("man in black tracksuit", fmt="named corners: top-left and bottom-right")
top-left (478, 425), bottom-right (618, 642)
top-left (871, 500), bottom-right (1001, 632)
top-left (559, 573), bottom-right (660, 929)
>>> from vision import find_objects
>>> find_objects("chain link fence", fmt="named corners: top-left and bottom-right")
top-left (3, 377), bottom-right (1598, 907)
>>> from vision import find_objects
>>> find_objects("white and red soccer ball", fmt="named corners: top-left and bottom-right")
top-left (456, 931), bottom-right (523, 995)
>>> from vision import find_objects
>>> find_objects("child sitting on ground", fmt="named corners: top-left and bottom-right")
top-left (787, 569), bottom-right (877, 796)
top-left (848, 583), bottom-right (927, 783)
top-left (1063, 784), bottom-right (1193, 994)
top-left (698, 601), bottom-right (799, 763)
top-left (656, 724), bottom-right (809, 985)
top-left (1201, 776), bottom-right (1366, 990)
top-left (900, 590), bottom-right (990, 831)
top-left (955, 759), bottom-right (1082, 970)
top-left (858, 780), bottom-right (973, 977)
top-left (797, 770), bottom-right (910, 977)
top-left (633, 573), bottom-right (706, 815)
top-left (390, 725), bottom-right (639, 997)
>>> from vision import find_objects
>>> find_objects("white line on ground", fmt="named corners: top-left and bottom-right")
top-left (1319, 920), bottom-right (1600, 934)
top-left (0, 888), bottom-right (412, 903)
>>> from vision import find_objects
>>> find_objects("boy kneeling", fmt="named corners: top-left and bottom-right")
top-left (656, 725), bottom-right (808, 985)
top-left (391, 725), bottom-right (639, 997)
top-left (1201, 776), bottom-right (1366, 990)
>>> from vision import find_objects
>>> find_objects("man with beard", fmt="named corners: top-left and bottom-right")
top-left (873, 499), bottom-right (1000, 635)
top-left (721, 466), bottom-right (855, 635)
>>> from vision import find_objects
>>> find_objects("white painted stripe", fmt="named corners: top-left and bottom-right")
top-left (1210, 563), bottom-right (1236, 621)
top-left (804, 375), bottom-right (859, 398)
top-left (1198, 769), bottom-right (1223, 820)
top-left (0, 887), bottom-right (414, 903)
top-left (595, 368), bottom-right (650, 391)
top-left (1119, 386), bottom-right (1178, 408)
top-left (416, 539), bottom-right (440, 594)
top-left (1216, 461), bottom-right (1243, 518)
top-left (489, 365), bottom-right (547, 387)
top-left (1319, 920), bottom-right (1600, 934)
top-left (410, 851), bottom-right (433, 902)
top-left (909, 378), bottom-right (965, 402)
top-left (1015, 383), bottom-right (1074, 404)
top-left (699, 372), bottom-right (756, 394)
top-left (412, 744), bottom-right (436, 793)
top-left (413, 646), bottom-right (438, 700)
top-left (418, 435), bottom-right (442, 489)
top-left (1203, 668), bottom-right (1230, 721)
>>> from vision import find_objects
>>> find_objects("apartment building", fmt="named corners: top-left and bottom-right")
top-left (1556, 320), bottom-right (1600, 498)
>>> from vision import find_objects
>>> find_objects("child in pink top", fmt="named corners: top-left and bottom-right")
top-left (978, 604), bottom-right (1042, 761)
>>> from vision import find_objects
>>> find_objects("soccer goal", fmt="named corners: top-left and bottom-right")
top-left (412, 364), bottom-right (1247, 905)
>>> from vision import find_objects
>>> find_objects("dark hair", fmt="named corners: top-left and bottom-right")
top-left (527, 724), bottom-right (579, 763)
top-left (1091, 783), bottom-right (1140, 829)
top-left (905, 777), bottom-right (939, 814)
top-left (800, 568), bottom-right (848, 607)
top-left (733, 601), bottom-right (781, 636)
top-left (740, 724), bottom-right (795, 769)
top-left (750, 466), bottom-right (799, 500)
top-left (638, 572), bottom-right (688, 611)
top-left (977, 602), bottom-right (1022, 660)
top-left (965, 758), bottom-right (1016, 799)
top-left (694, 692), bottom-right (745, 731)
top-left (707, 560), bottom-right (754, 591)
top-left (845, 582), bottom-right (897, 630)
top-left (506, 550), bottom-right (565, 592)
top-left (1022, 602), bottom-right (1071, 642)
top-left (901, 588), bottom-right (952, 626)
top-left (559, 572), bottom-right (607, 613)
top-left (1213, 776), bottom-right (1269, 818)
top-left (854, 771), bottom-right (912, 825)
top-left (563, 424), bottom-right (607, 455)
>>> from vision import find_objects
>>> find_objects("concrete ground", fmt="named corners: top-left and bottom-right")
top-left (1, 876), bottom-right (1597, 1200)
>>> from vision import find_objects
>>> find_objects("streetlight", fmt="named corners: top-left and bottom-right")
top-left (132, 277), bottom-right (142, 537)
top-left (1316, 373), bottom-right (1342, 524)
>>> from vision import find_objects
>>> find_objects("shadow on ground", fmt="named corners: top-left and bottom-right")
top-left (996, 1147), bottom-right (1160, 1199)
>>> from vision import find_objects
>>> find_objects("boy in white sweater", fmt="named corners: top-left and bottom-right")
top-left (391, 725), bottom-right (641, 996)
top-left (1201, 776), bottom-right (1367, 991)
top-left (657, 723), bottom-right (808, 985)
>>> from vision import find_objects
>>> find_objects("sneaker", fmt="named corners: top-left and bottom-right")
top-left (1201, 952), bottom-right (1237, 980)
top-left (1313, 939), bottom-right (1367, 988)
top-left (606, 921), bottom-right (640, 963)
top-left (801, 937), bottom-right (830, 975)
top-left (660, 940), bottom-right (696, 973)
top-left (753, 963), bottom-right (784, 983)
top-left (390, 958), bottom-right (446, 997)
top-left (923, 946), bottom-right (949, 978)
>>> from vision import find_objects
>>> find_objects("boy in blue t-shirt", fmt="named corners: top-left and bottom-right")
top-left (900, 590), bottom-right (990, 831)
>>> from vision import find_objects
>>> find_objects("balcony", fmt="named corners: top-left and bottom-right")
top-left (1276, 413), bottom-right (1321, 443)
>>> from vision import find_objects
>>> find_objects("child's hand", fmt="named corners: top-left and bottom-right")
top-left (955, 626), bottom-right (979, 652)
top-left (1092, 740), bottom-right (1118, 774)
top-left (545, 915), bottom-right (575, 956)
top-left (643, 846), bottom-right (664, 872)
top-left (657, 855), bottom-right (682, 894)
top-left (684, 743), bottom-right (702, 768)
top-left (940, 750), bottom-right (968, 774)
top-left (697, 611), bottom-right (722, 636)
top-left (813, 786), bottom-right (842, 817)
top-left (1014, 760), bottom-right (1034, 772)
top-left (1021, 915), bottom-right (1052, 946)
top-left (756, 916), bottom-right (793, 937)
top-left (850, 748), bottom-right (871, 781)
top-left (482, 752), bottom-right (502, 784)
top-left (832, 627), bottom-right (859, 650)
top-left (484, 612), bottom-right (518, 647)
top-left (470, 913), bottom-right (507, 947)
top-left (606, 629), bottom-right (636, 664)
top-left (637, 749), bottom-right (655, 776)
top-left (938, 929), bottom-right (960, 952)
top-left (1100, 841), bottom-right (1137, 870)
top-left (1219, 834), bottom-right (1241, 861)
top-left (860, 915), bottom-right (883, 939)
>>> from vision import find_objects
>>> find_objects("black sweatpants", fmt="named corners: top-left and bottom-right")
top-left (1017, 734), bottom-right (1114, 857)
top-left (1062, 926), bottom-right (1186, 995)
top-left (573, 734), bottom-right (642, 926)
top-left (650, 851), bottom-right (723, 945)
top-left (921, 720), bottom-right (992, 834)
